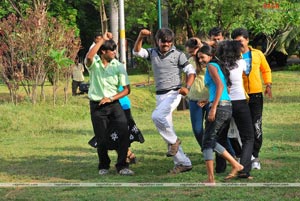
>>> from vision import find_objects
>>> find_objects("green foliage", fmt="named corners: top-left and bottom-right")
top-left (287, 64), bottom-right (300, 71)
top-left (166, 0), bottom-right (261, 38)
top-left (48, 0), bottom-right (80, 36)
top-left (0, 2), bottom-right (80, 104)
top-left (0, 0), bottom-right (14, 18)
top-left (0, 0), bottom-right (80, 36)
top-left (124, 0), bottom-right (157, 34)
top-left (49, 49), bottom-right (74, 69)
top-left (0, 0), bottom-right (31, 18)
top-left (247, 1), bottom-right (299, 35)
top-left (275, 27), bottom-right (300, 55)
top-left (132, 56), bottom-right (151, 73)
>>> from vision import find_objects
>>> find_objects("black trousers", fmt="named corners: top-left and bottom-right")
top-left (72, 80), bottom-right (83, 95)
top-left (90, 101), bottom-right (129, 172)
top-left (248, 93), bottom-right (263, 158)
top-left (216, 100), bottom-right (255, 174)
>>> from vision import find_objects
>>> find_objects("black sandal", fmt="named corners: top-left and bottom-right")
top-left (238, 173), bottom-right (253, 179)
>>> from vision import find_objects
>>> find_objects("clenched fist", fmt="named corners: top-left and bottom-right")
top-left (139, 29), bottom-right (151, 37)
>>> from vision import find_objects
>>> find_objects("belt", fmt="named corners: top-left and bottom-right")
top-left (156, 88), bottom-right (180, 95)
top-left (90, 100), bottom-right (116, 105)
top-left (209, 100), bottom-right (231, 107)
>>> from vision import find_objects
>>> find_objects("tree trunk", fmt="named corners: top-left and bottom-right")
top-left (162, 0), bottom-right (168, 28)
top-left (110, 0), bottom-right (119, 45)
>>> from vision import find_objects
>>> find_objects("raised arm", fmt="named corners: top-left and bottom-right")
top-left (85, 32), bottom-right (113, 67)
top-left (133, 29), bottom-right (151, 52)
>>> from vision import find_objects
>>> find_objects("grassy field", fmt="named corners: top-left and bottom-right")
top-left (0, 70), bottom-right (300, 200)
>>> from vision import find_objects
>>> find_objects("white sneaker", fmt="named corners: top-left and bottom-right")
top-left (252, 161), bottom-right (261, 170)
top-left (119, 168), bottom-right (134, 175)
top-left (99, 169), bottom-right (109, 175)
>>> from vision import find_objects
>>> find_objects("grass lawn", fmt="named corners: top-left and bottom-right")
top-left (0, 70), bottom-right (300, 200)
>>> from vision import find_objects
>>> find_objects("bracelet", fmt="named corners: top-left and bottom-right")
top-left (109, 96), bottom-right (114, 102)
top-left (266, 84), bottom-right (272, 89)
top-left (186, 85), bottom-right (191, 90)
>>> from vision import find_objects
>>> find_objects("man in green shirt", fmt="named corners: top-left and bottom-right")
top-left (85, 32), bottom-right (133, 176)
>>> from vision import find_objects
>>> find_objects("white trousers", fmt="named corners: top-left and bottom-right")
top-left (152, 90), bottom-right (192, 166)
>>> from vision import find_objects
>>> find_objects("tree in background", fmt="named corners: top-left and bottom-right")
top-left (0, 1), bottom-right (80, 105)
top-left (1, 0), bottom-right (300, 106)
top-left (49, 49), bottom-right (74, 105)
top-left (246, 1), bottom-right (300, 57)
top-left (168, 0), bottom-right (300, 58)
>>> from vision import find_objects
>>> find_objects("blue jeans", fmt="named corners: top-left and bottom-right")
top-left (189, 100), bottom-right (209, 148)
top-left (202, 105), bottom-right (232, 160)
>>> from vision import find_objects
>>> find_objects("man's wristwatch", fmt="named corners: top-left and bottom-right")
top-left (266, 84), bottom-right (272, 89)
top-left (109, 96), bottom-right (114, 102)
top-left (186, 85), bottom-right (191, 91)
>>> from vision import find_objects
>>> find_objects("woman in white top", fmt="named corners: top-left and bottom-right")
top-left (215, 40), bottom-right (255, 179)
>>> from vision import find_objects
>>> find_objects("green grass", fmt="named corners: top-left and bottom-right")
top-left (0, 71), bottom-right (300, 200)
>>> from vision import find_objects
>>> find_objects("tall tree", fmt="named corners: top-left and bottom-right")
top-left (245, 0), bottom-right (300, 56)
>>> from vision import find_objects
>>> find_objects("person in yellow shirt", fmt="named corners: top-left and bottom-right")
top-left (231, 28), bottom-right (272, 170)
top-left (185, 38), bottom-right (209, 148)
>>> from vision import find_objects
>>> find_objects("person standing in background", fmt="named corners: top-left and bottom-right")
top-left (72, 57), bottom-right (85, 96)
top-left (231, 28), bottom-right (272, 170)
top-left (207, 27), bottom-right (225, 48)
top-left (185, 38), bottom-right (209, 149)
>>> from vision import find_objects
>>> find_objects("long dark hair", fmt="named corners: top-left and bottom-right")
top-left (196, 44), bottom-right (232, 87)
top-left (195, 44), bottom-right (216, 74)
top-left (196, 43), bottom-right (215, 57)
top-left (215, 40), bottom-right (243, 87)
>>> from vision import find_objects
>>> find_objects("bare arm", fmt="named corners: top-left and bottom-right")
top-left (133, 29), bottom-right (151, 52)
top-left (207, 64), bottom-right (224, 122)
top-left (186, 73), bottom-right (195, 89)
top-left (86, 32), bottom-right (112, 67)
top-left (179, 73), bottom-right (195, 96)
top-left (99, 85), bottom-right (131, 105)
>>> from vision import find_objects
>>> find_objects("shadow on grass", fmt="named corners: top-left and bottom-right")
top-left (0, 145), bottom-right (192, 182)
top-left (47, 128), bottom-right (93, 136)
